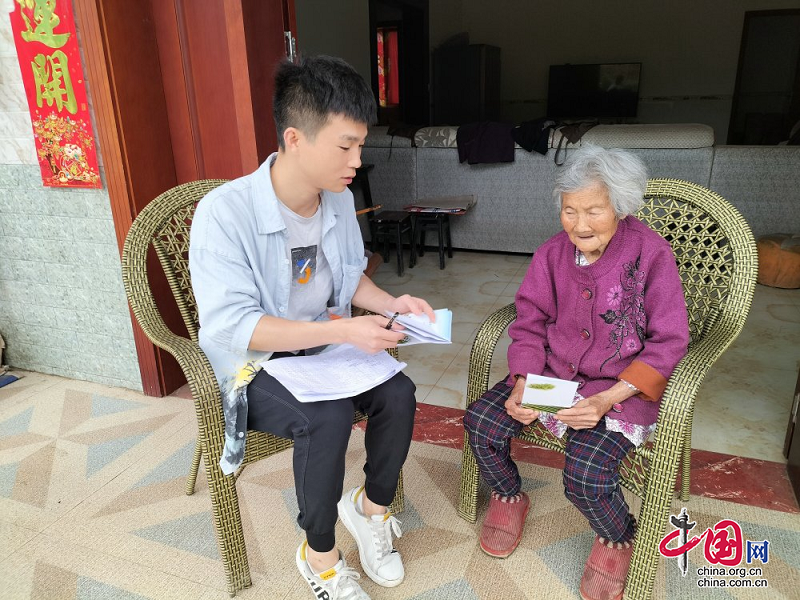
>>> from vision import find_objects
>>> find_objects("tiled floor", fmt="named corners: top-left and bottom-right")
top-left (1, 377), bottom-right (796, 600)
top-left (372, 248), bottom-right (800, 464)
top-left (2, 248), bottom-right (799, 599)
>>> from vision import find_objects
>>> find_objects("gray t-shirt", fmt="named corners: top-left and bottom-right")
top-left (277, 199), bottom-right (334, 322)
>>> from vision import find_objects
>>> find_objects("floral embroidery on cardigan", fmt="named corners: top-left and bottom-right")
top-left (599, 255), bottom-right (646, 371)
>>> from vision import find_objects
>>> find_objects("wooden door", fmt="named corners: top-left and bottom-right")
top-left (74, 0), bottom-right (297, 395)
top-left (785, 369), bottom-right (800, 503)
top-left (728, 9), bottom-right (800, 144)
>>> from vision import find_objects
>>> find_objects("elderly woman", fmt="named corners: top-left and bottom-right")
top-left (464, 146), bottom-right (689, 600)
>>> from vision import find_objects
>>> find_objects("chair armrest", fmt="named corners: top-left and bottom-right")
top-left (131, 304), bottom-right (224, 422)
top-left (655, 311), bottom-right (746, 435)
top-left (466, 303), bottom-right (516, 407)
top-left (122, 227), bottom-right (226, 456)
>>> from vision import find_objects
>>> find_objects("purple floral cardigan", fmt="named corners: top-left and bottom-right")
top-left (507, 216), bottom-right (690, 428)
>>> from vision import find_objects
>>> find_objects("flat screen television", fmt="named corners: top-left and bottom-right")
top-left (547, 63), bottom-right (641, 119)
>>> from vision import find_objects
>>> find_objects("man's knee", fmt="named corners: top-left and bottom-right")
top-left (371, 373), bottom-right (416, 420)
top-left (307, 399), bottom-right (356, 434)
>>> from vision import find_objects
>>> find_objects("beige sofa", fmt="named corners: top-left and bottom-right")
top-left (361, 123), bottom-right (800, 253)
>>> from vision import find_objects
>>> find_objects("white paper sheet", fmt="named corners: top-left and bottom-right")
top-left (260, 344), bottom-right (406, 403)
top-left (520, 373), bottom-right (580, 411)
top-left (387, 308), bottom-right (452, 345)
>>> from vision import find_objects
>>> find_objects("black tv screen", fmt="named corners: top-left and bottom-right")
top-left (547, 63), bottom-right (641, 119)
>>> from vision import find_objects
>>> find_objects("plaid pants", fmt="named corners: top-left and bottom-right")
top-left (464, 379), bottom-right (636, 543)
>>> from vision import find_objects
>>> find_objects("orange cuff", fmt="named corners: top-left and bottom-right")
top-left (619, 360), bottom-right (667, 401)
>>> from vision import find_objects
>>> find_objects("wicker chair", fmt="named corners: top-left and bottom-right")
top-left (457, 179), bottom-right (757, 600)
top-left (121, 180), bottom-right (404, 596)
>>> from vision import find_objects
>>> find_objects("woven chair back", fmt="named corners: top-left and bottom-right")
top-left (133, 180), bottom-right (227, 343)
top-left (637, 179), bottom-right (757, 345)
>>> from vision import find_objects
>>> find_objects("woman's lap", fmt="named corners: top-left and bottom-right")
top-left (463, 379), bottom-right (522, 442)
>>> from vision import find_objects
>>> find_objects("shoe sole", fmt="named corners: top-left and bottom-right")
top-left (337, 496), bottom-right (404, 588)
top-left (580, 586), bottom-right (623, 600)
top-left (478, 499), bottom-right (530, 559)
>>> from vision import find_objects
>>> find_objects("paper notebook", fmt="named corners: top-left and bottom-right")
top-left (386, 309), bottom-right (452, 345)
top-left (520, 373), bottom-right (579, 412)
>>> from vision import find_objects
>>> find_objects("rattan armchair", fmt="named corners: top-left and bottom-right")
top-left (121, 180), bottom-right (404, 596)
top-left (457, 179), bottom-right (757, 600)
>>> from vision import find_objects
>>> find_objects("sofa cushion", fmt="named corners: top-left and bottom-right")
top-left (710, 145), bottom-right (800, 238)
top-left (412, 123), bottom-right (715, 151)
top-left (414, 126), bottom-right (459, 148)
top-left (364, 126), bottom-right (414, 148)
top-left (550, 123), bottom-right (715, 149)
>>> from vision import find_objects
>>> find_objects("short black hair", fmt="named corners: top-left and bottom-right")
top-left (273, 55), bottom-right (377, 149)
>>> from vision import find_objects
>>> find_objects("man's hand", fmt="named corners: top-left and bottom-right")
top-left (386, 294), bottom-right (435, 322)
top-left (338, 315), bottom-right (407, 353)
top-left (505, 377), bottom-right (540, 425)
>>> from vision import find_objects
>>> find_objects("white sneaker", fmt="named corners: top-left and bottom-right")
top-left (296, 541), bottom-right (370, 600)
top-left (337, 486), bottom-right (404, 587)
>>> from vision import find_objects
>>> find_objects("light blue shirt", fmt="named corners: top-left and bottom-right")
top-left (189, 153), bottom-right (367, 474)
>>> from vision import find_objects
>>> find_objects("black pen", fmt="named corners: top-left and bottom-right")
top-left (385, 312), bottom-right (400, 330)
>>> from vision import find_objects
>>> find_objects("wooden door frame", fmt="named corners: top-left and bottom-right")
top-left (74, 0), bottom-right (295, 396)
top-left (368, 0), bottom-right (429, 125)
top-left (74, 0), bottom-right (181, 396)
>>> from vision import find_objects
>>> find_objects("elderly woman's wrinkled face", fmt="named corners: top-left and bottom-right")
top-left (560, 184), bottom-right (619, 264)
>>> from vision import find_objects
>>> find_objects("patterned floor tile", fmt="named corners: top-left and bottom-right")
top-left (0, 532), bottom-right (225, 599)
top-left (0, 382), bottom-right (192, 532)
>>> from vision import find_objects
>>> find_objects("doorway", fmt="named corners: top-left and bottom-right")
top-left (368, 0), bottom-right (429, 126)
top-left (728, 9), bottom-right (800, 144)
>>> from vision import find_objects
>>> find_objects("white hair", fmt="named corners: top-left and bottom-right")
top-left (553, 145), bottom-right (648, 218)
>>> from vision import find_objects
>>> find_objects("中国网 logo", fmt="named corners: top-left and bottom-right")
top-left (658, 508), bottom-right (770, 589)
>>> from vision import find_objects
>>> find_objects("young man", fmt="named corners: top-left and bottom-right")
top-left (189, 55), bottom-right (433, 600)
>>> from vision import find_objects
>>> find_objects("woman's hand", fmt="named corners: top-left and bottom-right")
top-left (505, 377), bottom-right (540, 425)
top-left (555, 394), bottom-right (614, 430)
top-left (556, 381), bottom-right (636, 429)
top-left (386, 294), bottom-right (436, 322)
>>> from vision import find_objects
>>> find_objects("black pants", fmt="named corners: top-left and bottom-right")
top-left (247, 359), bottom-right (416, 552)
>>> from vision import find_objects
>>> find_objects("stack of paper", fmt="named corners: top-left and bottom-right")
top-left (387, 308), bottom-right (452, 345)
top-left (260, 344), bottom-right (406, 403)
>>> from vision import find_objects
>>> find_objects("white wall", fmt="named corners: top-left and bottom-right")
top-left (461, 0), bottom-right (800, 140)
top-left (0, 0), bottom-right (141, 389)
top-left (295, 0), bottom-right (800, 141)
top-left (295, 0), bottom-right (372, 84)
top-left (429, 0), bottom-right (464, 47)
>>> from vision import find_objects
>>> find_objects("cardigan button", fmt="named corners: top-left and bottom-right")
top-left (612, 403), bottom-right (624, 413)
top-left (580, 329), bottom-right (590, 340)
top-left (568, 363), bottom-right (576, 373)
top-left (581, 288), bottom-right (592, 300)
